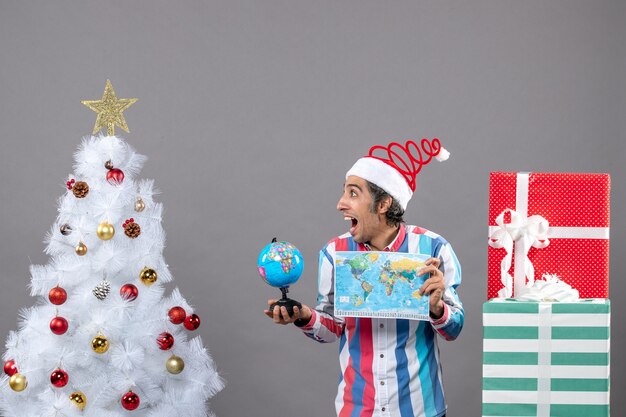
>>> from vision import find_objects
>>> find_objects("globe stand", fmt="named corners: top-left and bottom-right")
top-left (270, 286), bottom-right (302, 318)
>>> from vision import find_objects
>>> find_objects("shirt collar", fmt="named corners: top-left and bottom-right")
top-left (362, 223), bottom-right (406, 252)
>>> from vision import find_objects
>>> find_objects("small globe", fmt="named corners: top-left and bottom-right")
top-left (257, 240), bottom-right (304, 288)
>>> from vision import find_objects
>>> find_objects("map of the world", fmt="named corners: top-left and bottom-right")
top-left (334, 252), bottom-right (431, 320)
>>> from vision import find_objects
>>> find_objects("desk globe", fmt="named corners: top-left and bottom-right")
top-left (258, 238), bottom-right (304, 317)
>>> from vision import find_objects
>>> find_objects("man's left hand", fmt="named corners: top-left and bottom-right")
top-left (418, 257), bottom-right (445, 319)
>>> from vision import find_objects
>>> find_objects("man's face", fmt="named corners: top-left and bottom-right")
top-left (337, 175), bottom-right (386, 244)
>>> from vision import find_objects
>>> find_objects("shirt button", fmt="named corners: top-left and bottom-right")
top-left (382, 407), bottom-right (386, 412)
top-left (380, 381), bottom-right (385, 385)
top-left (379, 323), bottom-right (384, 329)
top-left (380, 354), bottom-right (384, 358)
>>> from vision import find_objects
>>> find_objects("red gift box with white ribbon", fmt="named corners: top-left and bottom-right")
top-left (487, 172), bottom-right (610, 299)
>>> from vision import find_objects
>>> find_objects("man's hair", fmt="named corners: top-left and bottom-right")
top-left (366, 181), bottom-right (405, 227)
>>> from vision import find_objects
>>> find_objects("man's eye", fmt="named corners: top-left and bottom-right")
top-left (350, 191), bottom-right (357, 197)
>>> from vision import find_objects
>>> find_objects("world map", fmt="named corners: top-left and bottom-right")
top-left (334, 252), bottom-right (431, 320)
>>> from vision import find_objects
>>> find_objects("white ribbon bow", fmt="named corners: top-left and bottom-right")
top-left (515, 273), bottom-right (580, 302)
top-left (488, 209), bottom-right (550, 298)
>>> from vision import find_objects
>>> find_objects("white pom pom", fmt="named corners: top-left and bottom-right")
top-left (435, 147), bottom-right (450, 162)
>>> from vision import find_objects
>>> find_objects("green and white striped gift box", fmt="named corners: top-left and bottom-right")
top-left (482, 299), bottom-right (610, 417)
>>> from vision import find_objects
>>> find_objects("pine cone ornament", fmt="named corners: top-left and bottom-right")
top-left (93, 280), bottom-right (111, 300)
top-left (71, 181), bottom-right (90, 198)
top-left (123, 218), bottom-right (141, 239)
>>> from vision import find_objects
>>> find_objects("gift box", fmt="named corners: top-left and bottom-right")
top-left (482, 299), bottom-right (610, 417)
top-left (488, 172), bottom-right (610, 299)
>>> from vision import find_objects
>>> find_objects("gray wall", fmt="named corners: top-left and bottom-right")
top-left (1, 1), bottom-right (624, 416)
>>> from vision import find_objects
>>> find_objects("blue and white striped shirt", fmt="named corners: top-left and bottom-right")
top-left (298, 224), bottom-right (464, 417)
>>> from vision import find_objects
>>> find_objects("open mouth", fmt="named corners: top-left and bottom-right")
top-left (345, 216), bottom-right (358, 235)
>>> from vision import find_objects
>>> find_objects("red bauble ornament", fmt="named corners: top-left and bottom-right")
top-left (50, 317), bottom-right (69, 335)
top-left (120, 284), bottom-right (139, 301)
top-left (168, 306), bottom-right (186, 325)
top-left (48, 286), bottom-right (67, 305)
top-left (3, 360), bottom-right (17, 376)
top-left (156, 332), bottom-right (174, 350)
top-left (50, 369), bottom-right (69, 388)
top-left (184, 314), bottom-right (201, 331)
top-left (106, 168), bottom-right (125, 185)
top-left (121, 390), bottom-right (140, 411)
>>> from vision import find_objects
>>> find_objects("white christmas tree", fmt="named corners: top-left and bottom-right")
top-left (0, 81), bottom-right (223, 417)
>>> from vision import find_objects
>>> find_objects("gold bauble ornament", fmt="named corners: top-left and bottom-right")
top-left (75, 241), bottom-right (88, 256)
top-left (96, 222), bottom-right (115, 240)
top-left (139, 267), bottom-right (157, 286)
top-left (166, 354), bottom-right (185, 374)
top-left (69, 391), bottom-right (87, 410)
top-left (135, 198), bottom-right (145, 212)
top-left (91, 334), bottom-right (110, 354)
top-left (9, 373), bottom-right (27, 392)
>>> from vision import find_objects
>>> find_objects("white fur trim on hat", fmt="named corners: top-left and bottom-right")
top-left (346, 157), bottom-right (413, 210)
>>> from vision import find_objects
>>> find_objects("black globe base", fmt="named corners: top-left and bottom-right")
top-left (269, 298), bottom-right (302, 317)
top-left (270, 287), bottom-right (302, 318)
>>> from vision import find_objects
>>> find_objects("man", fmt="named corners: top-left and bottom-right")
top-left (265, 139), bottom-right (463, 417)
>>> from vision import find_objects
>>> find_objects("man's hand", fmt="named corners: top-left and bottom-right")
top-left (264, 299), bottom-right (313, 325)
top-left (418, 257), bottom-right (446, 319)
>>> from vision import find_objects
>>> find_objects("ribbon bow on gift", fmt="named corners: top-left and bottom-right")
top-left (515, 273), bottom-right (580, 302)
top-left (488, 209), bottom-right (550, 298)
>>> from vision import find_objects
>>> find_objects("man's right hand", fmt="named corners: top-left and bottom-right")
top-left (264, 299), bottom-right (313, 325)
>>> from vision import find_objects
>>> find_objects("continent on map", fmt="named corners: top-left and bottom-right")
top-left (361, 280), bottom-right (374, 301)
top-left (344, 253), bottom-right (380, 279)
top-left (341, 253), bottom-right (379, 302)
top-left (379, 258), bottom-right (426, 297)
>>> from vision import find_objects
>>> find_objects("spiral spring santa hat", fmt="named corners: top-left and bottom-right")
top-left (346, 138), bottom-right (450, 210)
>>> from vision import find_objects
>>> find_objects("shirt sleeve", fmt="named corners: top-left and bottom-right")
top-left (298, 243), bottom-right (345, 343)
top-left (429, 241), bottom-right (464, 341)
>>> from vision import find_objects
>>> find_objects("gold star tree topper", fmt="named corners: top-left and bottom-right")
top-left (82, 80), bottom-right (138, 136)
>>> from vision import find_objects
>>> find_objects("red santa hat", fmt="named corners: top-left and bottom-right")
top-left (346, 138), bottom-right (449, 210)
